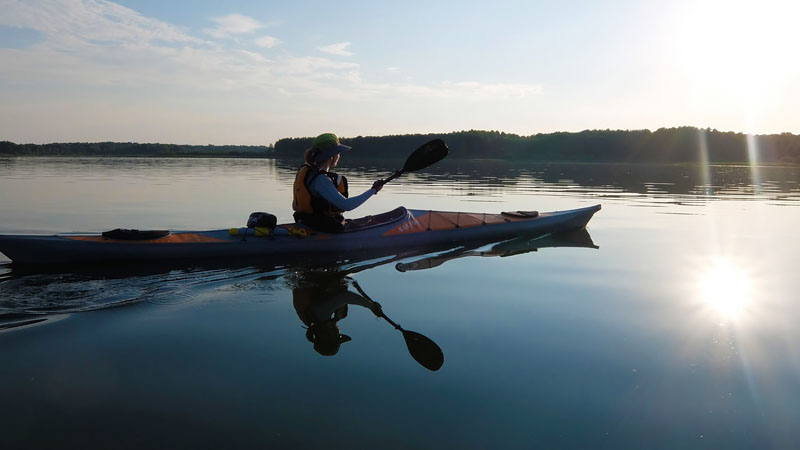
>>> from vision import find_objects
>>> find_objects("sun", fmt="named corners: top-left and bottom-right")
top-left (666, 0), bottom-right (800, 125)
top-left (696, 257), bottom-right (754, 321)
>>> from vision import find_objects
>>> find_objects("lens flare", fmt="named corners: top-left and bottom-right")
top-left (697, 128), bottom-right (712, 197)
top-left (746, 133), bottom-right (763, 194)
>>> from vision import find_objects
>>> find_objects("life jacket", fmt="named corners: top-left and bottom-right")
top-left (292, 164), bottom-right (349, 217)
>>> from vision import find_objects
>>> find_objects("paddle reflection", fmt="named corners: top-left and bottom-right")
top-left (285, 229), bottom-right (597, 370)
top-left (396, 228), bottom-right (598, 272)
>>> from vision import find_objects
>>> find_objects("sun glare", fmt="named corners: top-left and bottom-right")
top-left (696, 257), bottom-right (754, 320)
top-left (668, 0), bottom-right (800, 127)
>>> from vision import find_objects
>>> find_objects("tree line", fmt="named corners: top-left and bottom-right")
top-left (0, 141), bottom-right (270, 157)
top-left (274, 128), bottom-right (800, 164)
top-left (3, 127), bottom-right (800, 164)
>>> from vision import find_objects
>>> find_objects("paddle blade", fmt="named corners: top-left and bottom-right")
top-left (402, 330), bottom-right (444, 371)
top-left (403, 139), bottom-right (449, 172)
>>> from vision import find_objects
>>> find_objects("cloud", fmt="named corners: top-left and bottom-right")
top-left (0, 1), bottom-right (542, 106)
top-left (445, 81), bottom-right (543, 99)
top-left (0, 0), bottom-right (204, 47)
top-left (254, 35), bottom-right (280, 48)
top-left (357, 81), bottom-right (543, 101)
top-left (279, 56), bottom-right (359, 75)
top-left (205, 13), bottom-right (261, 38)
top-left (318, 42), bottom-right (354, 57)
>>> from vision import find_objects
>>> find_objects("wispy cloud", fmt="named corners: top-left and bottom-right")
top-left (279, 56), bottom-right (359, 75)
top-left (318, 42), bottom-right (354, 57)
top-left (0, 0), bottom-right (204, 46)
top-left (205, 13), bottom-right (262, 38)
top-left (357, 81), bottom-right (542, 101)
top-left (254, 35), bottom-right (280, 48)
top-left (0, 1), bottom-right (542, 103)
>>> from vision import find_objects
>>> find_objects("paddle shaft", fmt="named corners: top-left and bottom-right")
top-left (376, 139), bottom-right (448, 188)
top-left (382, 169), bottom-right (404, 185)
top-left (350, 278), bottom-right (444, 371)
top-left (377, 310), bottom-right (402, 330)
top-left (350, 280), bottom-right (401, 329)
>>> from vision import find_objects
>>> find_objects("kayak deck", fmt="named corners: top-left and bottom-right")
top-left (0, 204), bottom-right (601, 265)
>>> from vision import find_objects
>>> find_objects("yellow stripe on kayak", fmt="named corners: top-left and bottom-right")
top-left (68, 233), bottom-right (228, 243)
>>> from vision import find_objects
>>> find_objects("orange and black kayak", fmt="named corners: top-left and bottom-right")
top-left (0, 204), bottom-right (600, 265)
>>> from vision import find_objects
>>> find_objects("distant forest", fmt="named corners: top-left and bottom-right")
top-left (274, 128), bottom-right (800, 164)
top-left (3, 127), bottom-right (800, 164)
top-left (0, 141), bottom-right (269, 157)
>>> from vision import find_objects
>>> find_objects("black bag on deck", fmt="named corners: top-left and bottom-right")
top-left (101, 229), bottom-right (171, 240)
top-left (247, 212), bottom-right (277, 229)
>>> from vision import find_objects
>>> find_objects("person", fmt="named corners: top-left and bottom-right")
top-left (292, 133), bottom-right (383, 232)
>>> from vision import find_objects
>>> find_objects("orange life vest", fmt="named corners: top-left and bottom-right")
top-left (292, 164), bottom-right (349, 217)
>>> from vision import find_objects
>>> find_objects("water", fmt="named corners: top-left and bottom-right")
top-left (1, 157), bottom-right (799, 449)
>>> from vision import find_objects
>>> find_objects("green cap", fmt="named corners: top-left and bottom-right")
top-left (311, 133), bottom-right (351, 163)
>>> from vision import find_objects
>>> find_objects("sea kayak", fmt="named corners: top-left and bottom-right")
top-left (0, 204), bottom-right (600, 265)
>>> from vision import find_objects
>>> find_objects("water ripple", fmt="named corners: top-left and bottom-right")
top-left (0, 263), bottom-right (287, 317)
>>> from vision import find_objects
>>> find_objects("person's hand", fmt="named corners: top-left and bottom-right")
top-left (371, 179), bottom-right (385, 193)
top-left (370, 301), bottom-right (383, 317)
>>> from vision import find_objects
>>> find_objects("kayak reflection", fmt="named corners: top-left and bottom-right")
top-left (288, 270), bottom-right (444, 371)
top-left (396, 228), bottom-right (597, 272)
top-left (285, 229), bottom-right (595, 370)
top-left (0, 228), bottom-right (597, 343)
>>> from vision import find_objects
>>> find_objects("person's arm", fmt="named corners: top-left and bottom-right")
top-left (308, 290), bottom-right (381, 319)
top-left (310, 175), bottom-right (375, 211)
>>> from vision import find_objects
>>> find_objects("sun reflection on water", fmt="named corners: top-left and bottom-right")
top-left (696, 257), bottom-right (755, 322)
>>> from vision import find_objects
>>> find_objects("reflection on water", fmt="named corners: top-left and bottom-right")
top-left (1, 157), bottom-right (798, 230)
top-left (280, 157), bottom-right (800, 206)
top-left (289, 271), bottom-right (367, 357)
top-left (397, 228), bottom-right (596, 272)
top-left (695, 257), bottom-right (755, 321)
top-left (1, 157), bottom-right (799, 448)
top-left (0, 229), bottom-right (594, 330)
top-left (287, 270), bottom-right (444, 371)
top-left (0, 263), bottom-right (263, 315)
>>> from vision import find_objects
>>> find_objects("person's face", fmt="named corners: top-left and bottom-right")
top-left (332, 153), bottom-right (340, 167)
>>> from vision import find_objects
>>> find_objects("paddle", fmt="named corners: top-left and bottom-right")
top-left (376, 139), bottom-right (449, 188)
top-left (350, 279), bottom-right (444, 371)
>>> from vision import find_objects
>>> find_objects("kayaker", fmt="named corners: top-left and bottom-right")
top-left (292, 133), bottom-right (384, 232)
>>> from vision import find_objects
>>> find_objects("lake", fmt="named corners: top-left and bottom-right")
top-left (1, 156), bottom-right (799, 449)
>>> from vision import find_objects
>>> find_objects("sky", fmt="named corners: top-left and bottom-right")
top-left (1, 0), bottom-right (798, 145)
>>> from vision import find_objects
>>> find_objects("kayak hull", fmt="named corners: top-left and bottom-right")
top-left (0, 205), bottom-right (601, 265)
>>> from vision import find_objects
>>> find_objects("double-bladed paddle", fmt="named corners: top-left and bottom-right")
top-left (350, 279), bottom-right (444, 371)
top-left (376, 139), bottom-right (449, 188)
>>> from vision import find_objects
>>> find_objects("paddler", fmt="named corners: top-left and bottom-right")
top-left (292, 133), bottom-right (384, 232)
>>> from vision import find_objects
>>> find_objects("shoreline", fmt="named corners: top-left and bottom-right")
top-left (2, 154), bottom-right (798, 168)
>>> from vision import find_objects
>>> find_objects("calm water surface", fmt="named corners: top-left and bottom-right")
top-left (1, 157), bottom-right (799, 449)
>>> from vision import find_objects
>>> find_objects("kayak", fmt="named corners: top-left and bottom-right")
top-left (0, 205), bottom-right (601, 265)
top-left (0, 204), bottom-right (600, 265)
